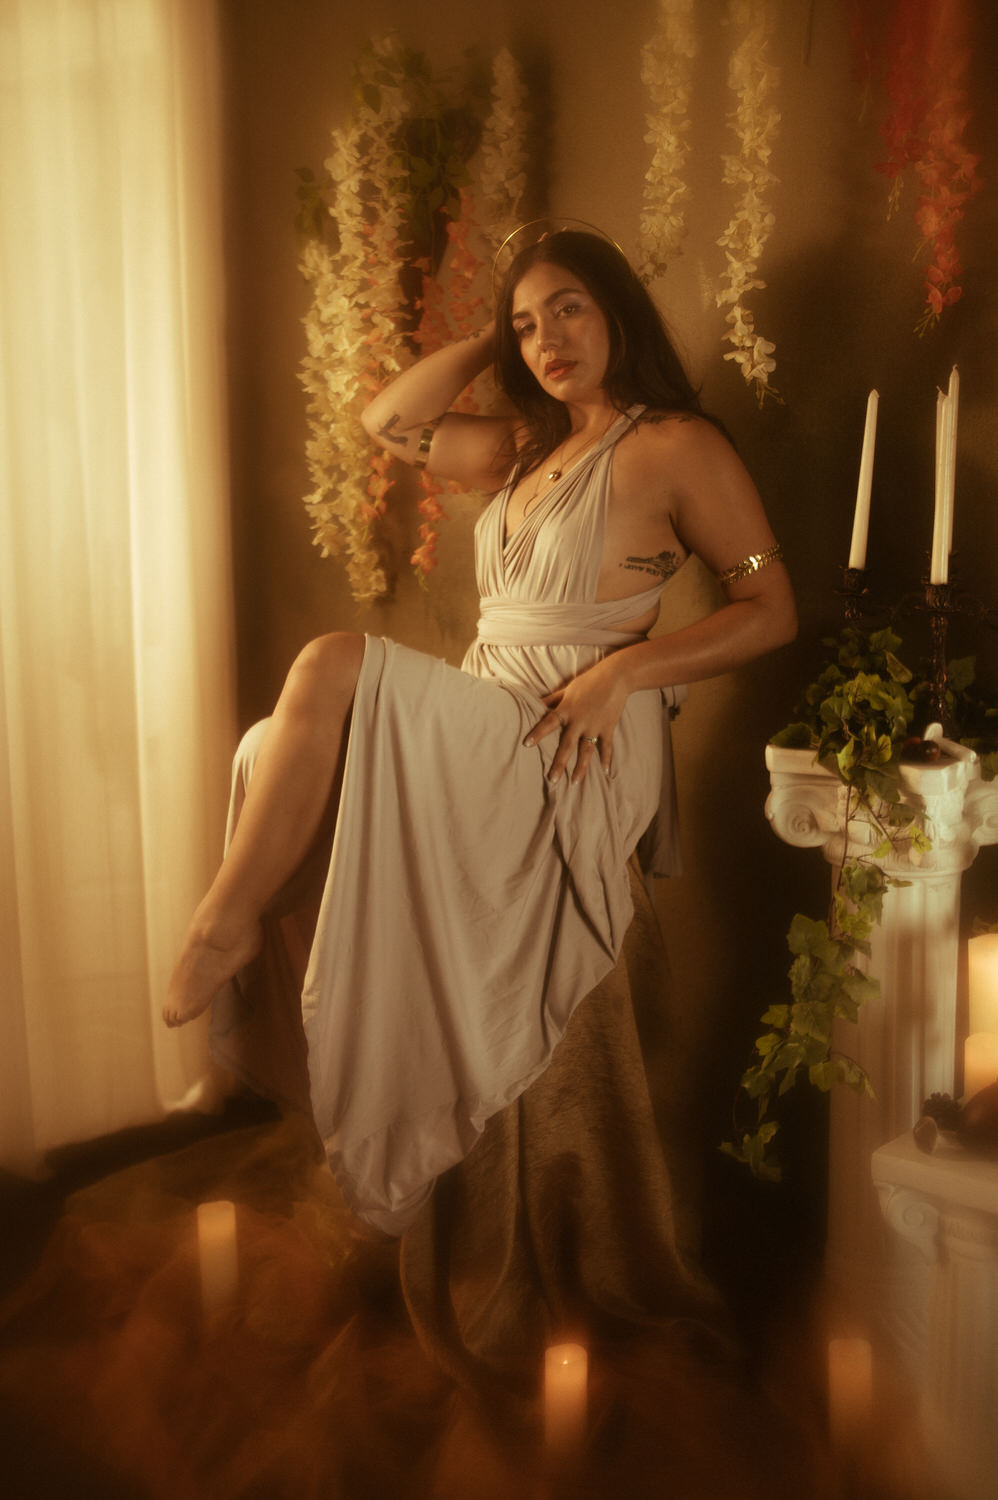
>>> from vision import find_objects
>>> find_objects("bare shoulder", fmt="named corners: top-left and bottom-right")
top-left (613, 409), bottom-right (741, 507)
top-left (631, 408), bottom-right (733, 458)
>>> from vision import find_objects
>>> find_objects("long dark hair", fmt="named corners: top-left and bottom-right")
top-left (493, 229), bottom-right (709, 481)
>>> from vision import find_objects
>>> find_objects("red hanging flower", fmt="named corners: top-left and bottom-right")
top-left (911, 0), bottom-right (982, 334)
top-left (854, 0), bottom-right (982, 333)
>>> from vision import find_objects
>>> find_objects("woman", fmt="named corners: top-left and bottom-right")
top-left (164, 229), bottom-right (796, 1242)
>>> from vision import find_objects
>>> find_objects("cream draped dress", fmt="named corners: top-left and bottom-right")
top-left (211, 406), bottom-right (687, 1235)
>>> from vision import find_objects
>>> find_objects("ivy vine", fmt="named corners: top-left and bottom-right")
top-left (722, 625), bottom-right (998, 1182)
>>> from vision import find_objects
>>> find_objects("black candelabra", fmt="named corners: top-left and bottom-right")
top-left (839, 561), bottom-right (998, 734)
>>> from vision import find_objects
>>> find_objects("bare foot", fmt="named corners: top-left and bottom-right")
top-left (163, 910), bottom-right (262, 1028)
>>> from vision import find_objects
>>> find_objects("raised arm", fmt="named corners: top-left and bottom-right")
top-left (361, 323), bottom-right (519, 492)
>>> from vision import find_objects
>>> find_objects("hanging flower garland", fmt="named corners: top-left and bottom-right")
top-left (299, 41), bottom-right (529, 597)
top-left (637, 0), bottom-right (698, 283)
top-left (298, 38), bottom-right (415, 602)
top-left (855, 0), bottom-right (982, 335)
top-left (476, 47), bottom-right (529, 256)
top-left (911, 0), bottom-right (981, 334)
top-left (874, 0), bottom-right (932, 217)
top-left (409, 48), bottom-right (529, 580)
top-left (409, 198), bottom-right (483, 579)
top-left (715, 0), bottom-right (782, 407)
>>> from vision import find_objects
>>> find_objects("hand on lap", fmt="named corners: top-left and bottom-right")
top-left (523, 658), bottom-right (628, 784)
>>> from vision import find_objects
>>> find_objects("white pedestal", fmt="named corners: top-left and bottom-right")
top-left (872, 1133), bottom-right (998, 1500)
top-left (765, 739), bottom-right (998, 1309)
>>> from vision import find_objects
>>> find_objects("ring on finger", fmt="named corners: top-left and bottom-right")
top-left (581, 735), bottom-right (599, 745)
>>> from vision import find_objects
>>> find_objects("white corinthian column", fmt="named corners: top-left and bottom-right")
top-left (764, 729), bottom-right (998, 1310)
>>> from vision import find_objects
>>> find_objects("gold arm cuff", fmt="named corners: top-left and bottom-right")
top-left (717, 544), bottom-right (783, 586)
top-left (412, 418), bottom-right (442, 470)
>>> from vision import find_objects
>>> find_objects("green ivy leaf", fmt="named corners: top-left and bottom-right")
top-left (788, 951), bottom-right (814, 1001)
top-left (835, 1057), bottom-right (876, 1097)
top-left (836, 738), bottom-right (858, 774)
top-left (841, 971), bottom-right (879, 1008)
top-left (808, 1059), bottom-right (838, 1091)
top-left (769, 722), bottom-right (814, 749)
top-left (787, 914), bottom-right (838, 965)
top-left (948, 656), bottom-right (977, 694)
top-left (791, 1000), bottom-right (833, 1042)
top-left (761, 1003), bottom-right (791, 1026)
top-left (884, 651), bottom-right (913, 683)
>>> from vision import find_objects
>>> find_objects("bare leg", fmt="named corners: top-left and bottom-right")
top-left (163, 632), bottom-right (366, 1028)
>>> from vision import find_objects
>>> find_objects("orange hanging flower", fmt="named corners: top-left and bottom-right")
top-left (412, 256), bottom-right (451, 357)
top-left (410, 518), bottom-right (441, 579)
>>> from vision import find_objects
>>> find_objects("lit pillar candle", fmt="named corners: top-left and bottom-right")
top-left (544, 1342), bottom-right (587, 1456)
top-left (848, 390), bottom-right (878, 569)
top-left (197, 1200), bottom-right (238, 1314)
top-left (963, 1034), bottom-right (998, 1100)
top-left (969, 934), bottom-right (998, 1035)
top-left (827, 1337), bottom-right (873, 1447)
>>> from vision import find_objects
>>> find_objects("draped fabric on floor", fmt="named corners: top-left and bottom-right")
top-left (400, 861), bottom-right (719, 1396)
top-left (0, 868), bottom-right (835, 1499)
top-left (0, 0), bottom-right (235, 1175)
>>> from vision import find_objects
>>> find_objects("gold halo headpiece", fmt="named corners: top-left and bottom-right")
top-left (490, 218), bottom-right (627, 302)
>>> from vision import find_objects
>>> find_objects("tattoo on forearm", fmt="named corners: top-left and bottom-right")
top-left (377, 413), bottom-right (409, 447)
top-left (621, 550), bottom-right (680, 581)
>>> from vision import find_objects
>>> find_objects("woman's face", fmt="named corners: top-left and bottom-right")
top-left (509, 260), bottom-right (612, 403)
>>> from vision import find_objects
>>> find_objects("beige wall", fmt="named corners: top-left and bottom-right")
top-left (218, 0), bottom-right (998, 1210)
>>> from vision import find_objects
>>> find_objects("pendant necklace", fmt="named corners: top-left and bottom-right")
top-left (546, 452), bottom-right (566, 483)
top-left (530, 412), bottom-right (619, 501)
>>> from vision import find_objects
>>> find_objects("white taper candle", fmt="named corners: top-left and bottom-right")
top-left (930, 367), bottom-right (959, 584)
top-left (848, 390), bottom-right (878, 569)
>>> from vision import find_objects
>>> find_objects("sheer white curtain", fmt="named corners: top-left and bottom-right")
top-left (0, 0), bottom-right (236, 1173)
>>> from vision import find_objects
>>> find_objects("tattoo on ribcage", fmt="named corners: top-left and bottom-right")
top-left (621, 550), bottom-right (680, 581)
top-left (377, 413), bottom-right (408, 446)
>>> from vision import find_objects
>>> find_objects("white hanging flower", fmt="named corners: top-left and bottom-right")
top-left (478, 47), bottom-right (529, 253)
top-left (298, 41), bottom-right (531, 598)
top-left (637, 0), bottom-right (697, 283)
top-left (715, 0), bottom-right (782, 406)
top-left (298, 38), bottom-right (418, 602)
